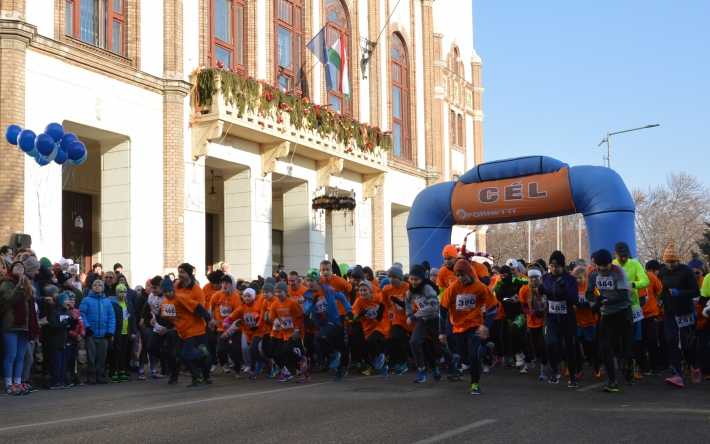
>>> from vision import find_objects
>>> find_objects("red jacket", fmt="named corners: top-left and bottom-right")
top-left (67, 308), bottom-right (86, 342)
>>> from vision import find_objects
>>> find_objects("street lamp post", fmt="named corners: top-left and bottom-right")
top-left (598, 124), bottom-right (659, 168)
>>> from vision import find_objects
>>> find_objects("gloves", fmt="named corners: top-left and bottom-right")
top-left (670, 289), bottom-right (679, 298)
top-left (85, 327), bottom-right (94, 337)
top-left (291, 330), bottom-right (300, 341)
top-left (104, 333), bottom-right (113, 340)
top-left (533, 310), bottom-right (545, 318)
top-left (346, 312), bottom-right (354, 320)
top-left (249, 325), bottom-right (259, 331)
top-left (703, 305), bottom-right (710, 318)
top-left (351, 315), bottom-right (361, 323)
top-left (358, 309), bottom-right (367, 318)
top-left (577, 301), bottom-right (591, 310)
top-left (554, 276), bottom-right (566, 289)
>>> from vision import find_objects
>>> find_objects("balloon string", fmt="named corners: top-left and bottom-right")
top-left (62, 164), bottom-right (75, 190)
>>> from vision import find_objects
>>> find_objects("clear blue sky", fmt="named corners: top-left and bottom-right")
top-left (473, 1), bottom-right (710, 190)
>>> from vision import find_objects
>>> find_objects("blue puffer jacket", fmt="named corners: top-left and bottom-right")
top-left (79, 290), bottom-right (116, 337)
top-left (303, 284), bottom-right (353, 328)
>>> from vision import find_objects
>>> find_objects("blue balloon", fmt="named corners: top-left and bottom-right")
top-left (54, 147), bottom-right (68, 164)
top-left (27, 148), bottom-right (38, 157)
top-left (66, 140), bottom-right (86, 161)
top-left (5, 125), bottom-right (22, 145)
top-left (44, 122), bottom-right (64, 143)
top-left (69, 150), bottom-right (87, 166)
top-left (17, 129), bottom-right (36, 152)
top-left (60, 133), bottom-right (78, 151)
top-left (35, 155), bottom-right (50, 166)
top-left (39, 144), bottom-right (58, 163)
top-left (35, 133), bottom-right (55, 156)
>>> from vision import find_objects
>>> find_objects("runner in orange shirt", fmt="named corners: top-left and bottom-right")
top-left (320, 260), bottom-right (352, 316)
top-left (637, 260), bottom-right (663, 376)
top-left (175, 263), bottom-right (205, 305)
top-left (209, 273), bottom-right (242, 374)
top-left (269, 281), bottom-right (308, 383)
top-left (287, 271), bottom-right (318, 370)
top-left (381, 266), bottom-right (411, 375)
top-left (348, 266), bottom-right (371, 374)
top-left (155, 276), bottom-right (214, 388)
top-left (222, 288), bottom-right (270, 380)
top-left (520, 266), bottom-right (548, 379)
top-left (352, 280), bottom-right (388, 377)
top-left (203, 270), bottom-right (224, 372)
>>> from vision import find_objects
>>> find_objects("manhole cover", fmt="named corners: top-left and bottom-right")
top-left (354, 387), bottom-right (410, 393)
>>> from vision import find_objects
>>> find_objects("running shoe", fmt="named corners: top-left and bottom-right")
top-left (594, 367), bottom-right (602, 379)
top-left (381, 365), bottom-right (389, 378)
top-left (268, 365), bottom-right (280, 378)
top-left (516, 353), bottom-right (525, 368)
top-left (334, 367), bottom-right (348, 381)
top-left (298, 356), bottom-right (308, 375)
top-left (665, 374), bottom-right (684, 387)
top-left (482, 364), bottom-right (490, 373)
top-left (109, 374), bottom-right (120, 383)
top-left (496, 356), bottom-right (506, 368)
top-left (568, 379), bottom-right (579, 389)
top-left (691, 367), bottom-right (701, 384)
top-left (255, 361), bottom-right (264, 375)
top-left (394, 364), bottom-right (408, 375)
top-left (413, 370), bottom-right (428, 383)
top-left (187, 377), bottom-right (205, 388)
top-left (432, 367), bottom-right (442, 381)
top-left (248, 371), bottom-right (257, 380)
top-left (297, 372), bottom-right (311, 383)
top-left (362, 366), bottom-right (373, 376)
top-left (447, 371), bottom-right (464, 381)
top-left (23, 382), bottom-right (38, 393)
top-left (603, 380), bottom-right (619, 392)
top-left (63, 379), bottom-right (73, 388)
top-left (137, 372), bottom-right (146, 381)
top-left (634, 371), bottom-right (644, 380)
top-left (520, 362), bottom-right (535, 374)
top-left (375, 353), bottom-right (385, 370)
top-left (210, 365), bottom-right (218, 373)
top-left (50, 383), bottom-right (65, 390)
top-left (221, 365), bottom-right (231, 373)
top-left (470, 383), bottom-right (481, 395)
top-left (277, 369), bottom-right (293, 382)
top-left (505, 357), bottom-right (514, 368)
top-left (539, 367), bottom-right (548, 380)
top-left (548, 372), bottom-right (559, 384)
top-left (329, 351), bottom-right (341, 374)
top-left (150, 372), bottom-right (165, 379)
top-left (15, 385), bottom-right (30, 395)
top-left (119, 371), bottom-right (131, 382)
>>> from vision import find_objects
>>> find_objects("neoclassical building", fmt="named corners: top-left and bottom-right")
top-left (0, 0), bottom-right (483, 283)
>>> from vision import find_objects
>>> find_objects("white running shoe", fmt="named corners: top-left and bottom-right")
top-left (515, 353), bottom-right (525, 367)
top-left (520, 362), bottom-right (535, 374)
top-left (221, 365), bottom-right (231, 373)
top-left (210, 365), bottom-right (217, 373)
top-left (483, 364), bottom-right (490, 373)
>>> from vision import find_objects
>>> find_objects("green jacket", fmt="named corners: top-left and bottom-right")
top-left (0, 277), bottom-right (29, 333)
top-left (612, 258), bottom-right (649, 310)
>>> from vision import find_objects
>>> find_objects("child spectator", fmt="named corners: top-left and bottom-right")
top-left (108, 284), bottom-right (137, 382)
top-left (66, 293), bottom-right (85, 386)
top-left (47, 293), bottom-right (78, 389)
top-left (79, 279), bottom-right (116, 385)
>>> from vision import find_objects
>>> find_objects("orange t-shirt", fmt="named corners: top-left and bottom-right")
top-left (437, 266), bottom-right (457, 290)
top-left (202, 283), bottom-right (218, 309)
top-left (269, 297), bottom-right (304, 340)
top-left (381, 282), bottom-right (412, 333)
top-left (642, 272), bottom-right (662, 318)
top-left (228, 297), bottom-right (268, 341)
top-left (262, 297), bottom-right (284, 339)
top-left (472, 262), bottom-right (488, 281)
top-left (520, 285), bottom-right (545, 329)
top-left (321, 275), bottom-right (352, 315)
top-left (160, 295), bottom-right (205, 339)
top-left (575, 283), bottom-right (598, 328)
top-left (352, 296), bottom-right (388, 339)
top-left (440, 279), bottom-right (497, 333)
top-left (210, 290), bottom-right (242, 332)
top-left (288, 284), bottom-right (315, 333)
top-left (176, 282), bottom-right (205, 305)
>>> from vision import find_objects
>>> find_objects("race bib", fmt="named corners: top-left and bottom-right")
top-left (414, 297), bottom-right (430, 311)
top-left (123, 309), bottom-right (129, 320)
top-left (162, 304), bottom-right (176, 317)
top-left (632, 307), bottom-right (644, 322)
top-left (389, 310), bottom-right (394, 322)
top-left (293, 296), bottom-right (305, 307)
top-left (548, 300), bottom-right (567, 314)
top-left (243, 312), bottom-right (257, 325)
top-left (596, 275), bottom-right (614, 290)
top-left (280, 317), bottom-right (294, 329)
top-left (578, 293), bottom-right (587, 303)
top-left (365, 306), bottom-right (378, 319)
top-left (456, 294), bottom-right (476, 310)
top-left (219, 305), bottom-right (232, 317)
top-left (272, 319), bottom-right (282, 331)
top-left (315, 298), bottom-right (328, 313)
top-left (675, 314), bottom-right (695, 328)
top-left (536, 300), bottom-right (545, 310)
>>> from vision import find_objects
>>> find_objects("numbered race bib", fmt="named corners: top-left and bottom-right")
top-left (548, 300), bottom-right (567, 314)
top-left (219, 305), bottom-right (232, 317)
top-left (596, 275), bottom-right (614, 290)
top-left (365, 306), bottom-right (379, 319)
top-left (414, 297), bottom-right (429, 311)
top-left (537, 301), bottom-right (545, 310)
top-left (389, 310), bottom-right (394, 322)
top-left (162, 304), bottom-right (176, 317)
top-left (280, 317), bottom-right (294, 329)
top-left (456, 294), bottom-right (476, 310)
top-left (243, 312), bottom-right (257, 325)
top-left (272, 319), bottom-right (282, 331)
top-left (123, 309), bottom-right (130, 320)
top-left (632, 307), bottom-right (644, 322)
top-left (578, 293), bottom-right (587, 303)
top-left (675, 314), bottom-right (695, 328)
top-left (315, 298), bottom-right (328, 314)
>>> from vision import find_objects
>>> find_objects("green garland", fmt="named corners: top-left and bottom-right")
top-left (191, 67), bottom-right (392, 153)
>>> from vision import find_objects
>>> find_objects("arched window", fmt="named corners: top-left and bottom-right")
top-left (452, 46), bottom-right (460, 76)
top-left (391, 33), bottom-right (410, 159)
top-left (275, 0), bottom-right (305, 94)
top-left (210, 0), bottom-right (245, 73)
top-left (326, 0), bottom-right (351, 115)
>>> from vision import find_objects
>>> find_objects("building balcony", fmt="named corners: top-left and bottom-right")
top-left (190, 68), bottom-right (390, 191)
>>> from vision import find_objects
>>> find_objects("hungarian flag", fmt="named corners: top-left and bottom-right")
top-left (328, 35), bottom-right (350, 99)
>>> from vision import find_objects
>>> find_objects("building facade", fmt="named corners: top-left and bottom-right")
top-left (0, 0), bottom-right (483, 283)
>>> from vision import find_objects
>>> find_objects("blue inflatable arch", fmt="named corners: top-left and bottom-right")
top-left (407, 156), bottom-right (636, 267)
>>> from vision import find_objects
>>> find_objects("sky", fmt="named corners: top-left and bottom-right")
top-left (472, 1), bottom-right (710, 191)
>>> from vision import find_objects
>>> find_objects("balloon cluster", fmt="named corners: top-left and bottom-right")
top-left (4, 123), bottom-right (87, 167)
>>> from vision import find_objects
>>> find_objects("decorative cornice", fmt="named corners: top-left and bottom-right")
top-left (0, 19), bottom-right (35, 51)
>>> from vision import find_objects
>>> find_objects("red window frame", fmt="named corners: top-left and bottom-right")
top-left (391, 33), bottom-right (410, 160)
top-left (274, 0), bottom-right (304, 95)
top-left (209, 0), bottom-right (245, 74)
top-left (325, 0), bottom-right (351, 115)
top-left (65, 0), bottom-right (125, 56)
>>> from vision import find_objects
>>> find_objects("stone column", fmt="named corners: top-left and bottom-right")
top-left (283, 182), bottom-right (322, 273)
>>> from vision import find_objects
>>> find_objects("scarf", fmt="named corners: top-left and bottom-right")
top-left (408, 278), bottom-right (439, 295)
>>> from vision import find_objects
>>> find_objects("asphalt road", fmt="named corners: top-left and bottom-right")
top-left (1, 365), bottom-right (708, 444)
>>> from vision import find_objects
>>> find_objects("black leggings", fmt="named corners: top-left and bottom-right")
top-left (388, 325), bottom-right (409, 365)
top-left (635, 316), bottom-right (660, 374)
top-left (248, 336), bottom-right (270, 368)
top-left (600, 309), bottom-right (634, 382)
top-left (544, 319), bottom-right (577, 380)
top-left (366, 331), bottom-right (384, 360)
top-left (529, 327), bottom-right (548, 366)
top-left (278, 338), bottom-right (304, 371)
top-left (217, 331), bottom-right (243, 367)
top-left (270, 337), bottom-right (284, 367)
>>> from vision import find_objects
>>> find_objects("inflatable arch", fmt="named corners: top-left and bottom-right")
top-left (407, 156), bottom-right (636, 267)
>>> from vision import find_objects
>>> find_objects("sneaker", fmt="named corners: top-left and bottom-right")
top-left (268, 365), bottom-right (280, 378)
top-left (604, 380), bottom-right (619, 392)
top-left (505, 357), bottom-right (514, 368)
top-left (470, 383), bottom-right (481, 395)
top-left (334, 366), bottom-right (348, 381)
top-left (248, 371), bottom-right (257, 380)
top-left (496, 357), bottom-right (506, 368)
top-left (575, 370), bottom-right (583, 380)
top-left (63, 378), bottom-right (74, 388)
top-left (381, 365), bottom-right (389, 378)
top-left (594, 367), bottom-right (602, 379)
top-left (210, 364), bottom-right (218, 372)
top-left (119, 372), bottom-right (131, 382)
top-left (205, 378), bottom-right (213, 384)
top-left (393, 364), bottom-right (407, 375)
top-left (515, 353), bottom-right (525, 367)
top-left (137, 373), bottom-right (146, 381)
top-left (234, 370), bottom-right (242, 379)
top-left (168, 377), bottom-right (179, 384)
top-left (277, 369), bottom-right (293, 382)
top-left (297, 372), bottom-right (311, 383)
top-left (483, 364), bottom-right (490, 373)
top-left (623, 359), bottom-right (635, 384)
top-left (539, 367), bottom-right (548, 380)
top-left (329, 351), bottom-right (341, 373)
top-left (520, 362), bottom-right (535, 374)
top-left (255, 361), bottom-right (264, 375)
top-left (109, 375), bottom-right (120, 383)
top-left (298, 356), bottom-right (308, 375)
top-left (23, 382), bottom-right (38, 392)
top-left (432, 367), bottom-right (441, 382)
top-left (413, 370), bottom-right (428, 383)
top-left (362, 366), bottom-right (373, 376)
top-left (150, 372), bottom-right (165, 379)
top-left (50, 383), bottom-right (64, 390)
top-left (87, 377), bottom-right (97, 385)
top-left (691, 367), bottom-right (701, 384)
top-left (375, 353), bottom-right (385, 370)
top-left (634, 371), bottom-right (644, 380)
top-left (665, 374), bottom-right (684, 387)
top-left (187, 377), bottom-right (205, 388)
top-left (243, 366), bottom-right (250, 373)
top-left (447, 371), bottom-right (464, 381)
top-left (549, 372), bottom-right (559, 384)
top-left (221, 365), bottom-right (231, 374)
top-left (16, 384), bottom-right (30, 395)
top-left (568, 379), bottom-right (579, 388)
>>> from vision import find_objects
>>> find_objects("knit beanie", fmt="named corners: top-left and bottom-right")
top-left (663, 244), bottom-right (681, 262)
top-left (306, 268), bottom-right (320, 281)
top-left (453, 260), bottom-right (473, 278)
top-left (274, 281), bottom-right (288, 293)
top-left (249, 281), bottom-right (261, 294)
top-left (409, 264), bottom-right (427, 281)
top-left (178, 263), bottom-right (195, 278)
top-left (23, 256), bottom-right (40, 273)
top-left (358, 279), bottom-right (372, 292)
top-left (262, 282), bottom-right (275, 294)
top-left (387, 265), bottom-right (404, 280)
top-left (55, 293), bottom-right (69, 308)
top-left (56, 270), bottom-right (71, 285)
top-left (687, 259), bottom-right (704, 269)
top-left (160, 275), bottom-right (175, 292)
top-left (43, 284), bottom-right (59, 297)
top-left (265, 276), bottom-right (277, 285)
top-left (645, 260), bottom-right (661, 271)
top-left (352, 266), bottom-right (364, 280)
top-left (593, 249), bottom-right (613, 266)
top-left (243, 288), bottom-right (256, 299)
top-left (116, 284), bottom-right (127, 293)
top-left (442, 244), bottom-right (458, 258)
top-left (92, 279), bottom-right (105, 292)
top-left (39, 257), bottom-right (52, 267)
top-left (549, 250), bottom-right (566, 267)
